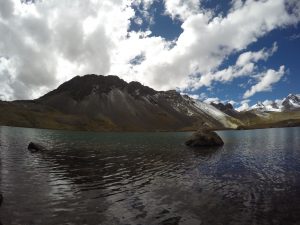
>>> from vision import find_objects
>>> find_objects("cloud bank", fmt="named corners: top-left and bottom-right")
top-left (0, 0), bottom-right (299, 100)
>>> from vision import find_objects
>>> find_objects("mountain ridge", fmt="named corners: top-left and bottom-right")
top-left (0, 74), bottom-right (299, 132)
top-left (248, 94), bottom-right (300, 113)
top-left (0, 74), bottom-right (239, 131)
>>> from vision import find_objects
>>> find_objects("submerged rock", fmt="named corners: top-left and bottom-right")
top-left (185, 130), bottom-right (224, 147)
top-left (28, 142), bottom-right (46, 152)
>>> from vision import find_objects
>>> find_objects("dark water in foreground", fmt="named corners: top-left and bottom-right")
top-left (1, 126), bottom-right (300, 225)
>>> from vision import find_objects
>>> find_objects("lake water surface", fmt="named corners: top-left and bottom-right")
top-left (1, 126), bottom-right (300, 225)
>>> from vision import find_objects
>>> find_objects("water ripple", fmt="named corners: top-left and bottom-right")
top-left (1, 126), bottom-right (300, 225)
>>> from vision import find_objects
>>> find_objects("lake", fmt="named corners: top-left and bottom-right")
top-left (0, 126), bottom-right (300, 225)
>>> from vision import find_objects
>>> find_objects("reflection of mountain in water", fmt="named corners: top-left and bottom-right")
top-left (1, 126), bottom-right (300, 224)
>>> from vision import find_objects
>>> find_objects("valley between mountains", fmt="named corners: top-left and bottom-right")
top-left (0, 74), bottom-right (299, 132)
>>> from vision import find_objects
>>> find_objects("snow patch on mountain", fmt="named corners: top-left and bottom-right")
top-left (193, 100), bottom-right (238, 128)
top-left (249, 94), bottom-right (300, 112)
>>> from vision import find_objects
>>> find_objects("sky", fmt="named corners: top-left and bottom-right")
top-left (0, 0), bottom-right (300, 110)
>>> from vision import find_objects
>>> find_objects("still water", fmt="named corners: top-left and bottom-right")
top-left (0, 126), bottom-right (300, 225)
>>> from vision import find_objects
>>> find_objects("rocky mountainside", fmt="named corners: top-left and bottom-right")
top-left (0, 75), bottom-right (239, 131)
top-left (249, 94), bottom-right (300, 113)
top-left (1, 75), bottom-right (299, 131)
top-left (209, 96), bottom-right (300, 129)
top-left (281, 94), bottom-right (300, 111)
top-left (210, 102), bottom-right (240, 117)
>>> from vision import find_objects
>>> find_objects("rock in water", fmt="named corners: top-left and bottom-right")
top-left (28, 142), bottom-right (45, 152)
top-left (0, 193), bottom-right (3, 206)
top-left (185, 130), bottom-right (224, 147)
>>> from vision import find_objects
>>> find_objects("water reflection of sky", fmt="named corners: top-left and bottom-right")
top-left (1, 126), bottom-right (300, 225)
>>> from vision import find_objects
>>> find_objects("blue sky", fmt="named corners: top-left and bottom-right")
top-left (130, 0), bottom-right (300, 107)
top-left (0, 0), bottom-right (299, 109)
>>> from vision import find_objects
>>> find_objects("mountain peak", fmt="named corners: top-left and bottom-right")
top-left (40, 74), bottom-right (156, 101)
top-left (127, 81), bottom-right (156, 97)
top-left (211, 102), bottom-right (234, 111)
top-left (249, 93), bottom-right (300, 113)
top-left (282, 93), bottom-right (300, 110)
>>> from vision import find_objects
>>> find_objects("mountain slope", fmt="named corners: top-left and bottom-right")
top-left (209, 96), bottom-right (300, 129)
top-left (0, 75), bottom-right (240, 131)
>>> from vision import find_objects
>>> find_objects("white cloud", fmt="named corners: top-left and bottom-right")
top-left (288, 33), bottom-right (300, 40)
top-left (243, 65), bottom-right (285, 98)
top-left (164, 0), bottom-right (201, 20)
top-left (192, 43), bottom-right (278, 88)
top-left (262, 100), bottom-right (273, 106)
top-left (228, 100), bottom-right (237, 106)
top-left (134, 17), bottom-right (143, 25)
top-left (236, 42), bottom-right (277, 67)
top-left (0, 0), bottom-right (135, 100)
top-left (203, 97), bottom-right (220, 104)
top-left (132, 0), bottom-right (300, 92)
top-left (0, 0), bottom-right (299, 100)
top-left (236, 99), bottom-right (251, 111)
top-left (181, 93), bottom-right (200, 100)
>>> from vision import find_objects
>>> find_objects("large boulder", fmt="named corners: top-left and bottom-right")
top-left (28, 142), bottom-right (46, 152)
top-left (185, 130), bottom-right (224, 147)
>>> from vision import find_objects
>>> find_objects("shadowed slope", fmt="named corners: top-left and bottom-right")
top-left (0, 75), bottom-right (239, 131)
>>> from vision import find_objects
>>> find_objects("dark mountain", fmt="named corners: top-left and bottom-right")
top-left (210, 102), bottom-right (238, 117)
top-left (1, 75), bottom-right (299, 132)
top-left (40, 75), bottom-right (157, 101)
top-left (0, 75), bottom-right (239, 131)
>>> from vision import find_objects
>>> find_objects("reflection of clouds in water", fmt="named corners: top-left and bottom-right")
top-left (1, 127), bottom-right (300, 224)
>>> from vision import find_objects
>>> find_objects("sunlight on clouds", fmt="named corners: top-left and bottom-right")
top-left (191, 43), bottom-right (278, 89)
top-left (236, 99), bottom-right (251, 111)
top-left (243, 66), bottom-right (285, 98)
top-left (0, 0), bottom-right (299, 100)
top-left (164, 0), bottom-right (201, 20)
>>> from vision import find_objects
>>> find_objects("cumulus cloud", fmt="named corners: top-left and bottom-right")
top-left (243, 66), bottom-right (285, 98)
top-left (164, 0), bottom-right (201, 20)
top-left (192, 43), bottom-right (278, 88)
top-left (0, 0), bottom-right (134, 100)
top-left (0, 0), bottom-right (299, 100)
top-left (203, 97), bottom-right (220, 104)
top-left (181, 93), bottom-right (200, 100)
top-left (262, 100), bottom-right (272, 105)
top-left (131, 0), bottom-right (300, 91)
top-left (236, 42), bottom-right (278, 67)
top-left (236, 99), bottom-right (251, 111)
top-left (228, 100), bottom-right (237, 106)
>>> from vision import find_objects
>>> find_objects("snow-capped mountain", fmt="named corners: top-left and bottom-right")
top-left (250, 102), bottom-right (281, 112)
top-left (282, 94), bottom-right (300, 111)
top-left (250, 94), bottom-right (300, 112)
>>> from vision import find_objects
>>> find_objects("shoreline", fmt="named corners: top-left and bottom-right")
top-left (1, 124), bottom-right (299, 134)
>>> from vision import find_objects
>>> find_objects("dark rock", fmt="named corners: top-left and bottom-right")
top-left (236, 125), bottom-right (246, 130)
top-left (185, 130), bottom-right (224, 147)
top-left (0, 193), bottom-right (3, 206)
top-left (225, 103), bottom-right (234, 110)
top-left (28, 142), bottom-right (45, 152)
top-left (282, 94), bottom-right (300, 111)
top-left (211, 102), bottom-right (233, 111)
top-left (210, 102), bottom-right (240, 118)
top-left (39, 74), bottom-right (157, 102)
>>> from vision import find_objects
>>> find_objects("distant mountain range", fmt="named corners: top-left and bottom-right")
top-left (0, 74), bottom-right (299, 131)
top-left (249, 94), bottom-right (300, 112)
